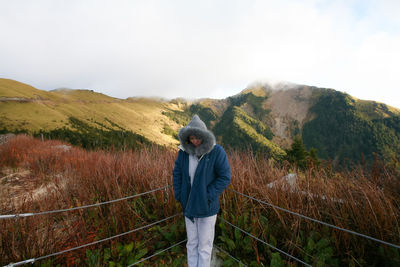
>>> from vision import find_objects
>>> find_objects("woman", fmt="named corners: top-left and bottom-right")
top-left (173, 114), bottom-right (231, 267)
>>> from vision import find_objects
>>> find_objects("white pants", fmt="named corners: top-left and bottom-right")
top-left (185, 215), bottom-right (217, 267)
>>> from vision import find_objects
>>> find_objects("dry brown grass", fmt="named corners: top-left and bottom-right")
top-left (224, 150), bottom-right (400, 264)
top-left (1, 135), bottom-right (399, 265)
top-left (0, 135), bottom-right (178, 265)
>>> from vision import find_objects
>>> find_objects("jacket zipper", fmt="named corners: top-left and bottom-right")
top-left (185, 154), bottom-right (205, 215)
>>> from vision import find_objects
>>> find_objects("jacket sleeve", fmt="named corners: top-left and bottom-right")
top-left (173, 150), bottom-right (183, 203)
top-left (207, 146), bottom-right (231, 201)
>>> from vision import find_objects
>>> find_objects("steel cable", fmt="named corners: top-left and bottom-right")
top-left (213, 244), bottom-right (248, 266)
top-left (230, 188), bottom-right (400, 250)
top-left (219, 216), bottom-right (312, 267)
top-left (0, 185), bottom-right (172, 219)
top-left (127, 239), bottom-right (187, 266)
top-left (5, 213), bottom-right (182, 267)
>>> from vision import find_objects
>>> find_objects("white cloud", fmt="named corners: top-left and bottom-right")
top-left (0, 0), bottom-right (399, 108)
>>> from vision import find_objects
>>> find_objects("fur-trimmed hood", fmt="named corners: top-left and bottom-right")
top-left (178, 114), bottom-right (216, 157)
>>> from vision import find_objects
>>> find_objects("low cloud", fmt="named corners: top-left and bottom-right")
top-left (0, 0), bottom-right (399, 107)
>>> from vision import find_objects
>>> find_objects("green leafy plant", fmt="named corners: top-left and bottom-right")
top-left (104, 241), bottom-right (148, 266)
top-left (304, 231), bottom-right (338, 267)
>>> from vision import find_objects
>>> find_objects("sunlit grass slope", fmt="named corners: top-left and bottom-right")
top-left (353, 98), bottom-right (400, 120)
top-left (0, 78), bottom-right (56, 99)
top-left (0, 78), bottom-right (181, 147)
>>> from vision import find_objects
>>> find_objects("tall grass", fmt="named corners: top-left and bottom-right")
top-left (222, 151), bottom-right (400, 265)
top-left (0, 135), bottom-right (180, 265)
top-left (1, 135), bottom-right (399, 266)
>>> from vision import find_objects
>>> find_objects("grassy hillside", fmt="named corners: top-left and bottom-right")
top-left (0, 78), bottom-right (181, 147)
top-left (0, 78), bottom-right (56, 99)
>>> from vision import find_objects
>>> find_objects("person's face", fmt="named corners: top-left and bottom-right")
top-left (190, 135), bottom-right (203, 147)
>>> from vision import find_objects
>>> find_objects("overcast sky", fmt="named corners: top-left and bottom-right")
top-left (1, 0), bottom-right (400, 107)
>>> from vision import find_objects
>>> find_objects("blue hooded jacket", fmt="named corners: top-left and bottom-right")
top-left (173, 115), bottom-right (231, 220)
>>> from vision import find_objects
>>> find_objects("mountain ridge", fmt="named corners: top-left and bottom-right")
top-left (1, 78), bottom-right (399, 166)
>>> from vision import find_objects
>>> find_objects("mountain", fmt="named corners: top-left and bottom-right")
top-left (200, 83), bottom-right (400, 166)
top-left (1, 78), bottom-right (400, 166)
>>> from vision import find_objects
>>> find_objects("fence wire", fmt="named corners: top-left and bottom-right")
top-left (0, 185), bottom-right (172, 219)
top-left (230, 188), bottom-right (400, 250)
top-left (128, 239), bottom-right (187, 266)
top-left (214, 244), bottom-right (248, 267)
top-left (4, 184), bottom-right (399, 266)
top-left (5, 213), bottom-right (182, 267)
top-left (219, 216), bottom-right (312, 267)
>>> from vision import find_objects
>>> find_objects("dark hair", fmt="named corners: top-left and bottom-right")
top-left (185, 136), bottom-right (191, 145)
top-left (186, 135), bottom-right (202, 145)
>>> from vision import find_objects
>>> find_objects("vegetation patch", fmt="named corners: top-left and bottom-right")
top-left (162, 110), bottom-right (191, 126)
top-left (214, 106), bottom-right (284, 160)
top-left (188, 104), bottom-right (218, 128)
top-left (303, 90), bottom-right (400, 167)
top-left (33, 117), bottom-right (155, 150)
top-left (162, 124), bottom-right (178, 140)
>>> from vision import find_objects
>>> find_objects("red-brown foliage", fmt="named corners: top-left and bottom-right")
top-left (1, 135), bottom-right (399, 265)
